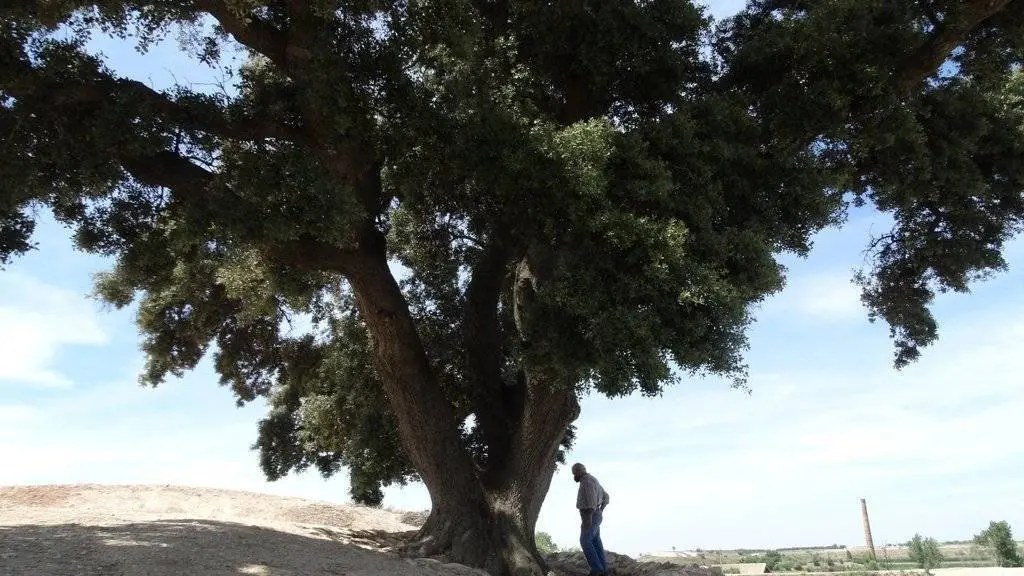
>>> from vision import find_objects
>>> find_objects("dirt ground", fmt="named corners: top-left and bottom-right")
top-left (17, 484), bottom-right (1011, 576)
top-left (0, 484), bottom-right (488, 576)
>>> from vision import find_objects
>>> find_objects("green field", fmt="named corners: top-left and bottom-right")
top-left (648, 542), bottom-right (1024, 573)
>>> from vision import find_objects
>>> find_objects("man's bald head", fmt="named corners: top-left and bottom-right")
top-left (571, 463), bottom-right (586, 482)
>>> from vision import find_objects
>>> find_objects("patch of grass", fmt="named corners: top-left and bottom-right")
top-left (690, 542), bottom-right (1004, 574)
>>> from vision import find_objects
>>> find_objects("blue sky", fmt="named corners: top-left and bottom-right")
top-left (2, 0), bottom-right (1023, 558)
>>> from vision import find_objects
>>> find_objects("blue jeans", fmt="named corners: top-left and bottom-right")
top-left (580, 509), bottom-right (607, 574)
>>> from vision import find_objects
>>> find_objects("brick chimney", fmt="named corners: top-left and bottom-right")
top-left (860, 498), bottom-right (877, 560)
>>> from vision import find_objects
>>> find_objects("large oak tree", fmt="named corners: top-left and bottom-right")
top-left (2, 1), bottom-right (1023, 574)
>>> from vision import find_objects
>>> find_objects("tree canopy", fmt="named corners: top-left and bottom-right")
top-left (3, 1), bottom-right (1023, 574)
top-left (908, 534), bottom-right (944, 574)
top-left (974, 521), bottom-right (1024, 567)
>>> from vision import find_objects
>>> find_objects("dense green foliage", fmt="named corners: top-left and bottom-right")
top-left (908, 534), bottom-right (944, 573)
top-left (1, 0), bottom-right (1022, 531)
top-left (974, 521), bottom-right (1024, 567)
top-left (763, 550), bottom-right (783, 572)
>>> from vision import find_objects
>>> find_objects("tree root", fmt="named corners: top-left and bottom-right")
top-left (397, 512), bottom-right (548, 576)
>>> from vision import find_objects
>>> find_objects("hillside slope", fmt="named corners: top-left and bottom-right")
top-left (0, 484), bottom-right (476, 576)
top-left (0, 484), bottom-right (719, 576)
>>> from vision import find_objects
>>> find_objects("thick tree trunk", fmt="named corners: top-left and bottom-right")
top-left (405, 371), bottom-right (580, 576)
top-left (342, 234), bottom-right (581, 576)
top-left (410, 391), bottom-right (579, 576)
top-left (409, 485), bottom-right (543, 576)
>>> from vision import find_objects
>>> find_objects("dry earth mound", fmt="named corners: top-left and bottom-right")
top-left (0, 484), bottom-right (478, 576)
top-left (0, 484), bottom-right (718, 576)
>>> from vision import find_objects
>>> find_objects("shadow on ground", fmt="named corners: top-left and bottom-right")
top-left (0, 519), bottom-right (427, 576)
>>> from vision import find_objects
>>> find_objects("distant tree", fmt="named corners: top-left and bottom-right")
top-left (535, 531), bottom-right (559, 556)
top-left (908, 534), bottom-right (944, 574)
top-left (768, 558), bottom-right (783, 570)
top-left (4, 1), bottom-right (1024, 575)
top-left (751, 550), bottom-right (782, 572)
top-left (974, 521), bottom-right (1023, 567)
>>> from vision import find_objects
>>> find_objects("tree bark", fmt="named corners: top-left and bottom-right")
top-left (408, 378), bottom-right (579, 576)
top-left (463, 239), bottom-right (514, 466)
top-left (342, 233), bottom-right (580, 576)
top-left (410, 482), bottom-right (546, 576)
top-left (342, 231), bottom-right (479, 501)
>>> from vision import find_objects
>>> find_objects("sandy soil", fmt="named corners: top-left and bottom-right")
top-left (0, 484), bottom-right (487, 576)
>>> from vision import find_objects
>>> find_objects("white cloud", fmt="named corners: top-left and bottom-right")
top-left (0, 404), bottom-right (39, 422)
top-left (759, 269), bottom-right (865, 323)
top-left (0, 405), bottom-right (40, 441)
top-left (0, 273), bottom-right (108, 387)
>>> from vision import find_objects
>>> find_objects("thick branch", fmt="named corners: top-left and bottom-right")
top-left (487, 250), bottom-right (581, 523)
top-left (194, 0), bottom-right (309, 71)
top-left (920, 0), bottom-right (943, 28)
top-left (121, 150), bottom-right (355, 272)
top-left (463, 238), bottom-right (513, 463)
top-left (499, 369), bottom-right (579, 529)
top-left (189, 1), bottom-right (383, 216)
top-left (899, 0), bottom-right (1015, 90)
top-left (125, 151), bottom-right (479, 527)
top-left (4, 1), bottom-right (297, 69)
top-left (2, 57), bottom-right (301, 143)
top-left (121, 150), bottom-right (216, 195)
top-left (3, 39), bottom-right (362, 272)
top-left (343, 239), bottom-right (483, 506)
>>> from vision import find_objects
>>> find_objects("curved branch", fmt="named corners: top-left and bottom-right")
top-left (463, 238), bottom-right (513, 463)
top-left (899, 0), bottom-right (1016, 90)
top-left (342, 239), bottom-right (483, 508)
top-left (187, 2), bottom-right (381, 216)
top-left (1, 55), bottom-right (302, 144)
top-left (2, 29), bottom-right (364, 274)
top-left (121, 150), bottom-right (215, 195)
top-left (194, 0), bottom-right (310, 72)
top-left (121, 150), bottom-right (356, 273)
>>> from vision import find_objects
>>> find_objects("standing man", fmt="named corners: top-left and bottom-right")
top-left (572, 462), bottom-right (610, 576)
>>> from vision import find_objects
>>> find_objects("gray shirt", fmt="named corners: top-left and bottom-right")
top-left (576, 473), bottom-right (610, 511)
